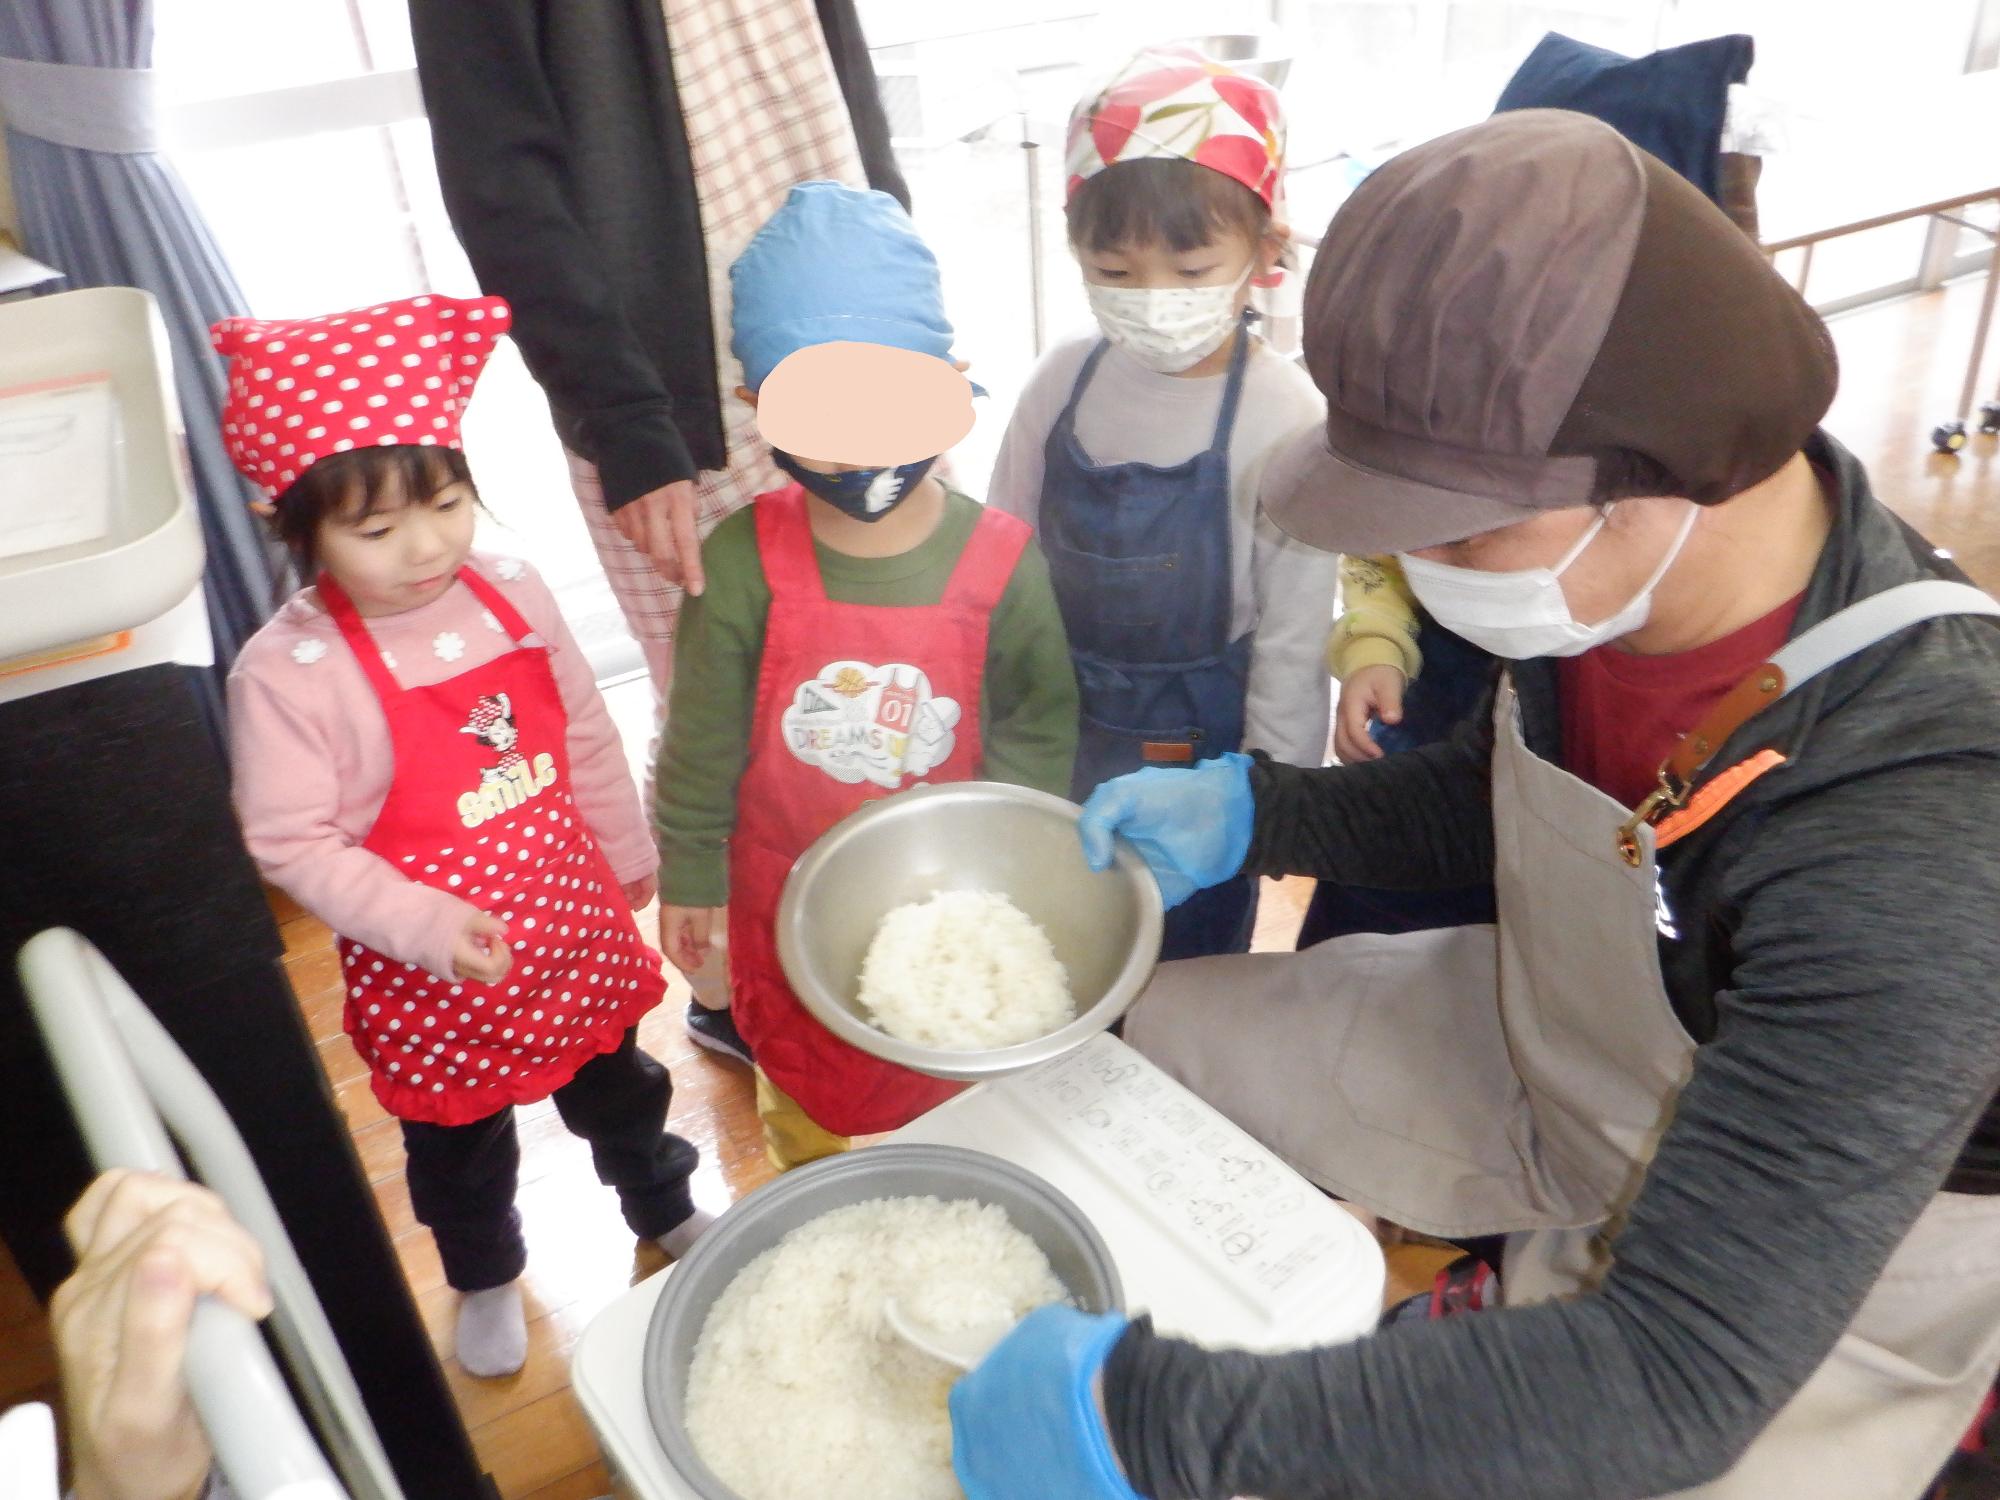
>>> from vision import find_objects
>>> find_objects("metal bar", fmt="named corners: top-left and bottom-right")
top-left (1932, 211), bottom-right (2000, 239)
top-left (163, 69), bottom-right (423, 153)
top-left (1956, 231), bottom-right (2000, 420)
top-left (1024, 113), bottom-right (1045, 358)
top-left (15, 929), bottom-right (351, 1500)
top-left (1811, 274), bottom-right (1925, 321)
top-left (102, 957), bottom-right (407, 1500)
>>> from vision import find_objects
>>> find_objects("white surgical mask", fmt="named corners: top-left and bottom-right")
top-left (1397, 501), bottom-right (1699, 660)
top-left (1084, 260), bottom-right (1255, 373)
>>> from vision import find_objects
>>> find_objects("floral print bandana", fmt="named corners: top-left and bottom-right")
top-left (1064, 43), bottom-right (1287, 210)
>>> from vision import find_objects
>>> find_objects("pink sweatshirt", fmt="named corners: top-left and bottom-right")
top-left (227, 553), bottom-right (654, 980)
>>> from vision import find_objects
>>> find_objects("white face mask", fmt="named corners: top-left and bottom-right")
top-left (1084, 260), bottom-right (1255, 373)
top-left (1397, 501), bottom-right (1699, 660)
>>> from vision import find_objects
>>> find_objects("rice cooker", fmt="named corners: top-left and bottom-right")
top-left (572, 1034), bottom-right (1385, 1498)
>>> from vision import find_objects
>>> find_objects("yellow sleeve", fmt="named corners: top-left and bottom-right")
top-left (1328, 554), bottom-right (1424, 683)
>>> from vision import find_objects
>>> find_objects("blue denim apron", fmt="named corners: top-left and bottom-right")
top-left (1040, 319), bottom-right (1258, 959)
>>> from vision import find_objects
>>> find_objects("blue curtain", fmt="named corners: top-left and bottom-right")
top-left (0, 0), bottom-right (287, 738)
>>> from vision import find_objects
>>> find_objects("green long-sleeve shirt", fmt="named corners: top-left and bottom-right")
top-left (654, 489), bottom-right (1079, 906)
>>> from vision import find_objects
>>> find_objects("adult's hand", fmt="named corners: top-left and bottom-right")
top-left (611, 479), bottom-right (706, 596)
top-left (52, 1171), bottom-right (274, 1500)
top-left (949, 1305), bottom-right (1141, 1500)
top-left (1077, 752), bottom-right (1255, 910)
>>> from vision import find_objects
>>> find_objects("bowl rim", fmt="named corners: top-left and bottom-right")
top-left (774, 781), bottom-right (1166, 1080)
top-left (641, 1142), bottom-right (1125, 1500)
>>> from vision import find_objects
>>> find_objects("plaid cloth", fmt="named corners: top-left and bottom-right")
top-left (572, 0), bottom-right (871, 688)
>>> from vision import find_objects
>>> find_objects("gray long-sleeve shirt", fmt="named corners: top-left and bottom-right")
top-left (1104, 431), bottom-right (2000, 1498)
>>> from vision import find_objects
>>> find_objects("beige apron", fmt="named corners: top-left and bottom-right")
top-left (1128, 581), bottom-right (2000, 1498)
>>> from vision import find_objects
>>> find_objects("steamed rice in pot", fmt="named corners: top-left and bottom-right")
top-left (682, 1195), bottom-right (1066, 1500)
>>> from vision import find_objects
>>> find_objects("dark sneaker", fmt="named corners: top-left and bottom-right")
top-left (685, 1001), bottom-right (753, 1067)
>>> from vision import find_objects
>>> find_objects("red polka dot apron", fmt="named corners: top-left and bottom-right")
top-left (730, 486), bottom-right (1031, 1136)
top-left (320, 567), bottom-right (665, 1126)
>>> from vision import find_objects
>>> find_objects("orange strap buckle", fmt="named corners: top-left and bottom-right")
top-left (1617, 749), bottom-right (1787, 866)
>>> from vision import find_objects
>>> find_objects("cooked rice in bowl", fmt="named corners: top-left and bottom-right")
top-left (856, 890), bottom-right (1074, 1050)
top-left (683, 1195), bottom-right (1066, 1500)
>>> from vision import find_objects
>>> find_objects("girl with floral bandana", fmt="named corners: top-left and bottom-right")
top-left (987, 44), bottom-right (1339, 961)
top-left (216, 295), bottom-right (711, 1381)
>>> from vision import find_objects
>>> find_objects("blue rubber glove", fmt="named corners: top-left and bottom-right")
top-left (1076, 752), bottom-right (1255, 910)
top-left (949, 1305), bottom-right (1141, 1500)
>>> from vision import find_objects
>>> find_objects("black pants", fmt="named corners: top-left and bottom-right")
top-left (401, 1026), bottom-right (698, 1290)
top-left (0, 666), bottom-right (491, 1499)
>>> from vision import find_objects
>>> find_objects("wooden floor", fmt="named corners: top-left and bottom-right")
top-left (279, 892), bottom-right (751, 1500)
top-left (3, 275), bottom-right (1996, 1498)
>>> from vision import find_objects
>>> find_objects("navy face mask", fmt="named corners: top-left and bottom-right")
top-left (772, 449), bottom-right (938, 523)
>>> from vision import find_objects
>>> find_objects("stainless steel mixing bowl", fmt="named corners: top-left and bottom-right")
top-left (642, 1143), bottom-right (1124, 1500)
top-left (775, 781), bottom-right (1164, 1081)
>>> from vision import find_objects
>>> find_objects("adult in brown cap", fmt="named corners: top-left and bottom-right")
top-left (948, 110), bottom-right (2000, 1500)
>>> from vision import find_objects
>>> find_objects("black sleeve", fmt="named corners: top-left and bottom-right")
top-left (1105, 755), bottom-right (2000, 1499)
top-left (407, 0), bottom-right (697, 507)
top-left (814, 0), bottom-right (912, 211)
top-left (1242, 687), bottom-right (1496, 891)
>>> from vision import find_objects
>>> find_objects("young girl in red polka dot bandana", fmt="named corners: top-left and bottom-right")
top-left (215, 294), bottom-right (712, 1379)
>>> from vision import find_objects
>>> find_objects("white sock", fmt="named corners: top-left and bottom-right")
top-left (655, 1207), bottom-right (718, 1260)
top-left (456, 1280), bottom-right (527, 1378)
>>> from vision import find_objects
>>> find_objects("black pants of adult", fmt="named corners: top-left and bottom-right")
top-left (400, 1026), bottom-right (699, 1290)
top-left (0, 665), bottom-right (493, 1500)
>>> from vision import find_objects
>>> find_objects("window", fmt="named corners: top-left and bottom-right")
top-left (1270, 0), bottom-right (1661, 157)
top-left (1662, 0), bottom-right (1995, 308)
top-left (156, 0), bottom-right (1999, 670)
top-left (158, 1), bottom-right (636, 679)
top-left (860, 0), bottom-right (1284, 484)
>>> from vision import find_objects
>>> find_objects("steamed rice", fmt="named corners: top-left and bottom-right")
top-left (682, 1195), bottom-right (1066, 1500)
top-left (857, 890), bottom-right (1073, 1049)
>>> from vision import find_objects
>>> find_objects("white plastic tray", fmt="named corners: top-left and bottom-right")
top-left (0, 288), bottom-right (205, 664)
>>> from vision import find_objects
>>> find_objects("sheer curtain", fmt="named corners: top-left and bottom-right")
top-left (0, 0), bottom-right (286, 737)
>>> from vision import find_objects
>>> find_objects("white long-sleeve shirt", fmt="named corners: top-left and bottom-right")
top-left (986, 332), bottom-right (1337, 768)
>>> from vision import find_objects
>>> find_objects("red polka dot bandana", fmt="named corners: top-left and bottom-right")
top-left (211, 294), bottom-right (512, 506)
top-left (1065, 44), bottom-right (1287, 211)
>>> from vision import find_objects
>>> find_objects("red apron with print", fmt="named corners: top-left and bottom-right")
top-left (731, 485), bottom-right (1031, 1135)
top-left (321, 567), bottom-right (665, 1126)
